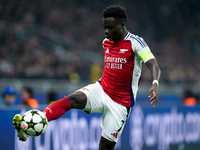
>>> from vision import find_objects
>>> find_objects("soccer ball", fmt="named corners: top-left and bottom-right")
top-left (21, 109), bottom-right (48, 137)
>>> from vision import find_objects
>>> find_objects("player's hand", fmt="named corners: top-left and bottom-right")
top-left (148, 84), bottom-right (159, 108)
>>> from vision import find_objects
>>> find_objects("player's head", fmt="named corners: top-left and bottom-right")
top-left (102, 5), bottom-right (127, 42)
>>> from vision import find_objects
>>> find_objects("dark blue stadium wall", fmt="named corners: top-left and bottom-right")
top-left (1, 104), bottom-right (200, 150)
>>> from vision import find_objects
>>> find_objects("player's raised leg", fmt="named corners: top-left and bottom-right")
top-left (43, 91), bottom-right (87, 122)
top-left (13, 91), bottom-right (87, 141)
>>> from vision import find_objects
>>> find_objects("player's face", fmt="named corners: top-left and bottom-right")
top-left (102, 17), bottom-right (124, 42)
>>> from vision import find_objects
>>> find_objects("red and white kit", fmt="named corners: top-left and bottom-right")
top-left (79, 32), bottom-right (155, 142)
top-left (99, 32), bottom-right (153, 107)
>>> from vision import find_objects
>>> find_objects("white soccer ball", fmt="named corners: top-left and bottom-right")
top-left (21, 109), bottom-right (48, 137)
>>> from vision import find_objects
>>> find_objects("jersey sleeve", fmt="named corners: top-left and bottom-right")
top-left (131, 35), bottom-right (155, 63)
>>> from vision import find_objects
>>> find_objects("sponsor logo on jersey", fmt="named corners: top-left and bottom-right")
top-left (119, 49), bottom-right (128, 53)
top-left (104, 56), bottom-right (127, 69)
top-left (104, 56), bottom-right (127, 63)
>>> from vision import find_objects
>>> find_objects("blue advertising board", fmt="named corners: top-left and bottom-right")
top-left (0, 105), bottom-right (200, 150)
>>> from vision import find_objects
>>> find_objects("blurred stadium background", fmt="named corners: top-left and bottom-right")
top-left (0, 0), bottom-right (200, 150)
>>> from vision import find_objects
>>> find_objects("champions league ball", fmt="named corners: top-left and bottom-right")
top-left (21, 109), bottom-right (48, 137)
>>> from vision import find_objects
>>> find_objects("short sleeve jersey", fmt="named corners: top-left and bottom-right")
top-left (99, 32), bottom-right (155, 107)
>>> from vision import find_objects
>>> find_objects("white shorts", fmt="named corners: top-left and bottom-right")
top-left (78, 82), bottom-right (131, 142)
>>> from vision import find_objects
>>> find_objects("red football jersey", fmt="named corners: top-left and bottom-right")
top-left (99, 32), bottom-right (153, 107)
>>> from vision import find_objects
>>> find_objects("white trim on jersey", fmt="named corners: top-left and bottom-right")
top-left (131, 55), bottom-right (143, 103)
top-left (124, 32), bottom-right (131, 40)
top-left (130, 34), bottom-right (151, 55)
top-left (126, 32), bottom-right (151, 103)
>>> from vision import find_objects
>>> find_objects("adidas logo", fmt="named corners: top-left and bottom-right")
top-left (22, 122), bottom-right (27, 130)
top-left (111, 132), bottom-right (118, 138)
top-left (105, 48), bottom-right (109, 53)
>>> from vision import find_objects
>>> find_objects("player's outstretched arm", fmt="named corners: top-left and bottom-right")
top-left (145, 58), bottom-right (161, 108)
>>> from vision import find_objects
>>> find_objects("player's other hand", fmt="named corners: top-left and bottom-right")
top-left (148, 84), bottom-right (159, 108)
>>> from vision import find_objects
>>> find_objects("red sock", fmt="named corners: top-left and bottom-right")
top-left (43, 96), bottom-right (71, 122)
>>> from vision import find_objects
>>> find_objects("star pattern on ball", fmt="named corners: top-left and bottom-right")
top-left (31, 110), bottom-right (39, 116)
top-left (28, 118), bottom-right (37, 128)
top-left (22, 110), bottom-right (48, 137)
top-left (40, 117), bottom-right (47, 128)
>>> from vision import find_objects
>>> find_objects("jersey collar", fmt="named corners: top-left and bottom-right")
top-left (124, 32), bottom-right (130, 40)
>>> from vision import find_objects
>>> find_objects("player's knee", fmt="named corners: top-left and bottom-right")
top-left (68, 91), bottom-right (87, 109)
top-left (99, 143), bottom-right (115, 150)
top-left (99, 136), bottom-right (116, 150)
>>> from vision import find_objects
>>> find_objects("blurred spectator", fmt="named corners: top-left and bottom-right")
top-left (183, 90), bottom-right (198, 107)
top-left (46, 90), bottom-right (57, 104)
top-left (0, 0), bottom-right (199, 84)
top-left (90, 64), bottom-right (102, 83)
top-left (184, 97), bottom-right (197, 107)
top-left (20, 87), bottom-right (38, 109)
top-left (0, 86), bottom-right (16, 106)
top-left (69, 73), bottom-right (80, 83)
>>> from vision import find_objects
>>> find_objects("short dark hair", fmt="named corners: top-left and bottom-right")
top-left (103, 5), bottom-right (127, 22)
